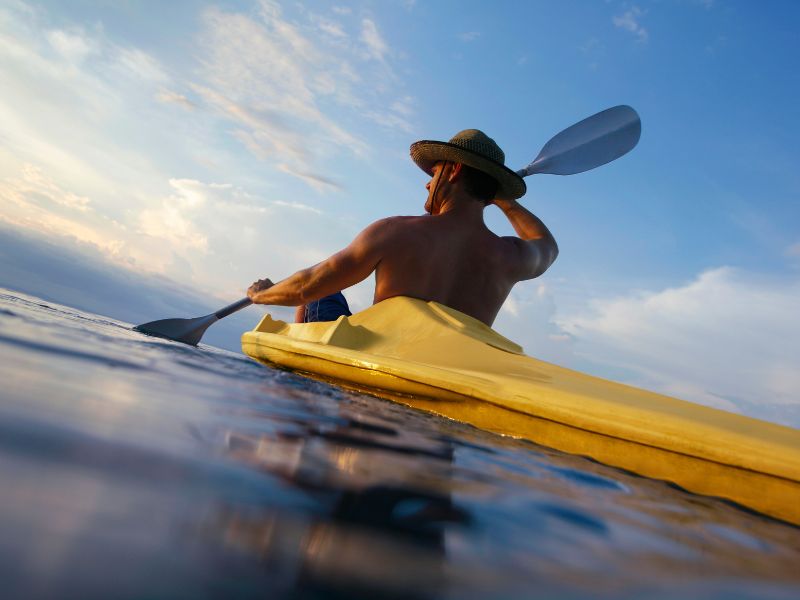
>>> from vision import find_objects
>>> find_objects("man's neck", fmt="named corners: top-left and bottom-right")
top-left (434, 192), bottom-right (485, 222)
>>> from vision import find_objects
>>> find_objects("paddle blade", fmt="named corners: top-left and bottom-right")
top-left (518, 105), bottom-right (641, 177)
top-left (133, 313), bottom-right (218, 346)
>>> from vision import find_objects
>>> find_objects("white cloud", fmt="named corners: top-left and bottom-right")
top-left (458, 31), bottom-right (480, 43)
top-left (155, 90), bottom-right (196, 109)
top-left (275, 164), bottom-right (343, 193)
top-left (360, 18), bottom-right (388, 61)
top-left (46, 29), bottom-right (95, 64)
top-left (612, 7), bottom-right (648, 43)
top-left (317, 19), bottom-right (346, 38)
top-left (0, 164), bottom-right (127, 259)
top-left (138, 179), bottom-right (211, 251)
top-left (493, 280), bottom-right (574, 365)
top-left (113, 47), bottom-right (168, 82)
top-left (555, 267), bottom-right (800, 424)
top-left (0, 1), bottom-right (413, 307)
top-left (191, 4), bottom-right (408, 186)
top-left (391, 95), bottom-right (415, 117)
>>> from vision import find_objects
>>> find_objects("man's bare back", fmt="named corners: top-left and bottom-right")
top-left (247, 131), bottom-right (558, 327)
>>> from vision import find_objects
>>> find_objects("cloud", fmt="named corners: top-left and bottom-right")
top-left (0, 1), bottom-right (409, 350)
top-left (113, 47), bottom-right (168, 82)
top-left (191, 4), bottom-right (408, 186)
top-left (493, 281), bottom-right (575, 366)
top-left (155, 90), bottom-right (196, 109)
top-left (46, 29), bottom-right (95, 64)
top-left (0, 163), bottom-right (126, 257)
top-left (612, 7), bottom-right (648, 43)
top-left (0, 222), bottom-right (287, 353)
top-left (275, 164), bottom-right (344, 193)
top-left (786, 242), bottom-right (800, 257)
top-left (554, 267), bottom-right (800, 426)
top-left (458, 32), bottom-right (480, 43)
top-left (0, 159), bottom-right (358, 302)
top-left (317, 19), bottom-right (346, 38)
top-left (360, 18), bottom-right (388, 62)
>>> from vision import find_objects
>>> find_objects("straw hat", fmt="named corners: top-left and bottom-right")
top-left (410, 129), bottom-right (526, 201)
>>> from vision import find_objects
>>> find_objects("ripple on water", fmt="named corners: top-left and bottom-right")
top-left (2, 289), bottom-right (800, 600)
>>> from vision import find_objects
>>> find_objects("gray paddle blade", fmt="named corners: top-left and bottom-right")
top-left (133, 313), bottom-right (218, 346)
top-left (519, 105), bottom-right (641, 177)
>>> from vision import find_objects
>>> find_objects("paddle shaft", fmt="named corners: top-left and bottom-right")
top-left (215, 297), bottom-right (252, 320)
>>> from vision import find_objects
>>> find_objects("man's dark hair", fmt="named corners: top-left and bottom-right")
top-left (460, 164), bottom-right (499, 204)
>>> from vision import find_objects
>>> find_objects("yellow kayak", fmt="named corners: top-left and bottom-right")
top-left (242, 296), bottom-right (800, 525)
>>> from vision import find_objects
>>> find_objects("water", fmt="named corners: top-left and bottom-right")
top-left (0, 287), bottom-right (799, 599)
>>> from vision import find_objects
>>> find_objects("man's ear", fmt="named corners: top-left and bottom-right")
top-left (448, 162), bottom-right (463, 182)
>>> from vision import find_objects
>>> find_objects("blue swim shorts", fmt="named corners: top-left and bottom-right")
top-left (302, 292), bottom-right (352, 323)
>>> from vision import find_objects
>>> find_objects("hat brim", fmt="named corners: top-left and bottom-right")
top-left (410, 140), bottom-right (526, 201)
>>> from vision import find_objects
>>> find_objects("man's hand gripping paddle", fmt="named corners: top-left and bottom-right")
top-left (133, 105), bottom-right (641, 345)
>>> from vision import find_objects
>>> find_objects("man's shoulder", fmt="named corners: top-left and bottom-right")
top-left (365, 215), bottom-right (426, 234)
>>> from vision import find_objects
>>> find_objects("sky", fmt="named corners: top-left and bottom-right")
top-left (1, 0), bottom-right (798, 427)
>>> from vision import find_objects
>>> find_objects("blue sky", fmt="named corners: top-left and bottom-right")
top-left (1, 0), bottom-right (798, 426)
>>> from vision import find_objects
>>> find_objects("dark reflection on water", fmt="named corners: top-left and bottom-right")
top-left (1, 288), bottom-right (800, 600)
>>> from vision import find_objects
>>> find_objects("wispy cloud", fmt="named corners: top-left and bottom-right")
top-left (0, 0), bottom-right (412, 308)
top-left (555, 267), bottom-right (800, 425)
top-left (156, 90), bottom-right (196, 109)
top-left (613, 7), bottom-right (648, 43)
top-left (190, 3), bottom-right (408, 187)
top-left (317, 19), bottom-right (346, 38)
top-left (360, 18), bottom-right (388, 61)
top-left (276, 164), bottom-right (343, 193)
top-left (458, 31), bottom-right (480, 42)
top-left (46, 29), bottom-right (95, 63)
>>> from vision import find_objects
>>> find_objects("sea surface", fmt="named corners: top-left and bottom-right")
top-left (1, 287), bottom-right (799, 600)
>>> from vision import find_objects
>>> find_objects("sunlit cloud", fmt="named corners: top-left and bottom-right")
top-left (0, 0), bottom-right (415, 309)
top-left (191, 3), bottom-right (409, 183)
top-left (46, 29), bottom-right (95, 64)
top-left (0, 164), bottom-right (126, 258)
top-left (555, 267), bottom-right (800, 422)
top-left (613, 7), bottom-right (648, 43)
top-left (360, 18), bottom-right (388, 61)
top-left (155, 90), bottom-right (196, 109)
top-left (271, 200), bottom-right (323, 215)
top-left (316, 19), bottom-right (346, 38)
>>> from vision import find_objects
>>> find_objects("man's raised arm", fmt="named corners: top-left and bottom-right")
top-left (494, 198), bottom-right (558, 281)
top-left (246, 219), bottom-right (392, 305)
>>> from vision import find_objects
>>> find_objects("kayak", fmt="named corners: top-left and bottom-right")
top-left (242, 296), bottom-right (800, 525)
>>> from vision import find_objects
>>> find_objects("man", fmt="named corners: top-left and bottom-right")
top-left (247, 129), bottom-right (558, 327)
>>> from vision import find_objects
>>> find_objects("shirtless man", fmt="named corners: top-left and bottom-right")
top-left (247, 129), bottom-right (558, 327)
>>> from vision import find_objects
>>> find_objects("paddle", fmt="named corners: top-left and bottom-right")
top-left (133, 297), bottom-right (252, 345)
top-left (133, 105), bottom-right (641, 345)
top-left (516, 105), bottom-right (641, 177)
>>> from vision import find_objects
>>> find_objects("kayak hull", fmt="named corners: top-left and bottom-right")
top-left (242, 296), bottom-right (800, 526)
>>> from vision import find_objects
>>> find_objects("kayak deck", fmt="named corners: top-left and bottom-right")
top-left (242, 296), bottom-right (800, 526)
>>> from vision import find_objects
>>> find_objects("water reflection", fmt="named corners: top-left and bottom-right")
top-left (219, 408), bottom-right (467, 599)
top-left (2, 289), bottom-right (800, 600)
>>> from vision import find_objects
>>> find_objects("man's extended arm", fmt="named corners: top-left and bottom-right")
top-left (247, 219), bottom-right (390, 305)
top-left (494, 198), bottom-right (558, 280)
